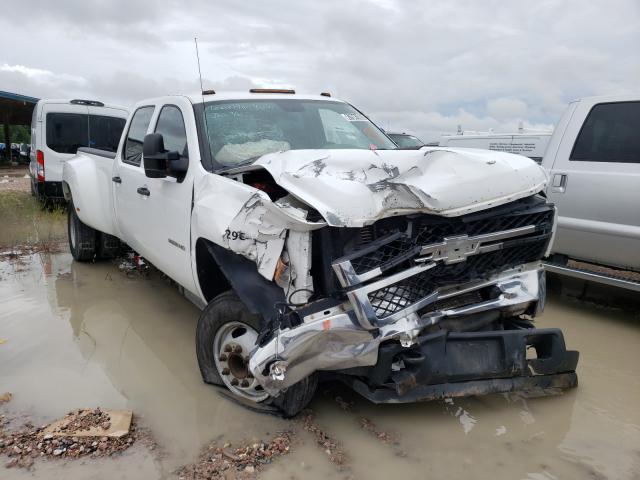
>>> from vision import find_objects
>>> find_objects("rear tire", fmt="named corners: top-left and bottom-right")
top-left (68, 200), bottom-right (97, 262)
top-left (196, 291), bottom-right (317, 417)
top-left (97, 232), bottom-right (122, 259)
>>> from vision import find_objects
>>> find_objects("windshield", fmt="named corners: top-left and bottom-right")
top-left (388, 133), bottom-right (423, 148)
top-left (201, 99), bottom-right (396, 167)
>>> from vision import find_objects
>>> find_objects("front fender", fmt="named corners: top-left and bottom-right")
top-left (191, 173), bottom-right (325, 281)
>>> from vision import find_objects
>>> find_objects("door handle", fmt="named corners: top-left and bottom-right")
top-left (136, 186), bottom-right (150, 196)
top-left (112, 176), bottom-right (122, 184)
top-left (551, 173), bottom-right (568, 193)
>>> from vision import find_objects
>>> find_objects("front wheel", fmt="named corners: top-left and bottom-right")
top-left (196, 291), bottom-right (317, 417)
top-left (68, 201), bottom-right (97, 262)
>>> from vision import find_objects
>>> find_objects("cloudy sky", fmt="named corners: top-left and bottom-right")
top-left (1, 0), bottom-right (638, 141)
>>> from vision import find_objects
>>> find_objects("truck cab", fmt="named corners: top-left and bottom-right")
top-left (542, 95), bottom-right (640, 283)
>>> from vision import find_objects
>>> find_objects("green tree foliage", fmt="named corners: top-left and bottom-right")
top-left (0, 125), bottom-right (31, 144)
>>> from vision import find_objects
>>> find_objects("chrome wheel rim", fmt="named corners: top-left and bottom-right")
top-left (213, 321), bottom-right (268, 402)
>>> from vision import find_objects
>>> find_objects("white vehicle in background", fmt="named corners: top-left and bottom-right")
top-left (542, 95), bottom-right (640, 291)
top-left (440, 126), bottom-right (552, 164)
top-left (29, 99), bottom-right (128, 202)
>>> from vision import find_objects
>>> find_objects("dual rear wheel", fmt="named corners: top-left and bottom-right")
top-left (67, 200), bottom-right (121, 262)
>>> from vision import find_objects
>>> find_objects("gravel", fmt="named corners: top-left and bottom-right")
top-left (0, 410), bottom-right (156, 470)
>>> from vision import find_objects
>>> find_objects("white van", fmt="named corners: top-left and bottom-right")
top-left (439, 129), bottom-right (552, 164)
top-left (29, 99), bottom-right (128, 201)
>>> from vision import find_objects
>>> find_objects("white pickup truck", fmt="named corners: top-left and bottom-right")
top-left (62, 89), bottom-right (578, 416)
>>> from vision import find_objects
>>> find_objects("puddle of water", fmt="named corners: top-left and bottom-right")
top-left (1, 253), bottom-right (639, 479)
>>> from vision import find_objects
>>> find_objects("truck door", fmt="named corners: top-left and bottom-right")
top-left (113, 105), bottom-right (156, 254)
top-left (134, 102), bottom-right (197, 293)
top-left (546, 100), bottom-right (640, 270)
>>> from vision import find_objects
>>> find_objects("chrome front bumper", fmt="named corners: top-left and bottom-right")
top-left (249, 262), bottom-right (545, 396)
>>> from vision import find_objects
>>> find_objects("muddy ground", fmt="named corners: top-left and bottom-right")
top-left (0, 189), bottom-right (639, 479)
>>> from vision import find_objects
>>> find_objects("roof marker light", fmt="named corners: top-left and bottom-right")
top-left (320, 92), bottom-right (331, 97)
top-left (249, 89), bottom-right (295, 94)
top-left (70, 99), bottom-right (105, 107)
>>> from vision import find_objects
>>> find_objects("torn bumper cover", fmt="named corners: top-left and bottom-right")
top-left (249, 263), bottom-right (578, 399)
top-left (343, 328), bottom-right (579, 403)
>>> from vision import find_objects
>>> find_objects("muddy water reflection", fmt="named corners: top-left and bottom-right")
top-left (1, 253), bottom-right (639, 479)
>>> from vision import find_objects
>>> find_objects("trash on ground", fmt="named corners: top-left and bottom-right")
top-left (118, 252), bottom-right (149, 277)
top-left (0, 393), bottom-right (11, 404)
top-left (0, 408), bottom-right (153, 470)
top-left (176, 431), bottom-right (294, 479)
top-left (42, 408), bottom-right (132, 438)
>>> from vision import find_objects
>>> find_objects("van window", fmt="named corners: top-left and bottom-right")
top-left (123, 106), bottom-right (154, 166)
top-left (154, 106), bottom-right (188, 157)
top-left (46, 113), bottom-right (87, 154)
top-left (46, 113), bottom-right (126, 154)
top-left (89, 115), bottom-right (126, 152)
top-left (570, 101), bottom-right (640, 163)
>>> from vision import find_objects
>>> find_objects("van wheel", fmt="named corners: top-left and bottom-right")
top-left (68, 201), bottom-right (96, 262)
top-left (196, 291), bottom-right (317, 417)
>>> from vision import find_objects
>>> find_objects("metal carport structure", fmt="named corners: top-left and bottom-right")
top-left (0, 90), bottom-right (39, 161)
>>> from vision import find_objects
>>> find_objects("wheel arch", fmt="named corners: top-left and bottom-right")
top-left (194, 238), bottom-right (286, 327)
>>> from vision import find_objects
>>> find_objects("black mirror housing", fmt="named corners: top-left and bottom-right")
top-left (143, 133), bottom-right (187, 180)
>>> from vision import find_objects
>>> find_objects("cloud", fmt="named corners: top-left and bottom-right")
top-left (486, 98), bottom-right (529, 120)
top-left (0, 0), bottom-right (637, 140)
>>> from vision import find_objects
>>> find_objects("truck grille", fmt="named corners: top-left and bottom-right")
top-left (333, 196), bottom-right (554, 325)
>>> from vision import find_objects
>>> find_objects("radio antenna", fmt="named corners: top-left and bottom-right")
top-left (194, 37), bottom-right (205, 95)
top-left (194, 37), bottom-right (210, 147)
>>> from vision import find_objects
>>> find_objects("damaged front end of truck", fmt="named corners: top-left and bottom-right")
top-left (193, 147), bottom-right (579, 413)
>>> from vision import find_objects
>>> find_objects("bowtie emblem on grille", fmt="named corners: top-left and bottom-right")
top-left (415, 225), bottom-right (538, 266)
top-left (415, 235), bottom-right (480, 265)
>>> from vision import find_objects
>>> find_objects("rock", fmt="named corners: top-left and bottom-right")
top-left (5, 458), bottom-right (18, 468)
top-left (53, 449), bottom-right (64, 456)
top-left (244, 465), bottom-right (255, 473)
top-left (43, 434), bottom-right (53, 440)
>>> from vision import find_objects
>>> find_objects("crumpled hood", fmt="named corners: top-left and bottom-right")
top-left (252, 147), bottom-right (548, 227)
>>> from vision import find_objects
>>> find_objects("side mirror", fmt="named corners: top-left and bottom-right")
top-left (142, 133), bottom-right (188, 179)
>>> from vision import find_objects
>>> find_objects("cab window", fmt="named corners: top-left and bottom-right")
top-left (123, 106), bottom-right (154, 166)
top-left (571, 101), bottom-right (640, 163)
top-left (154, 105), bottom-right (188, 158)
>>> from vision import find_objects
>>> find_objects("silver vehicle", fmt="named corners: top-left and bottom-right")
top-left (543, 95), bottom-right (640, 290)
top-left (387, 132), bottom-right (424, 149)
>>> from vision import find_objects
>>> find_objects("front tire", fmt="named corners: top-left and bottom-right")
top-left (196, 291), bottom-right (317, 417)
top-left (68, 201), bottom-right (97, 262)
